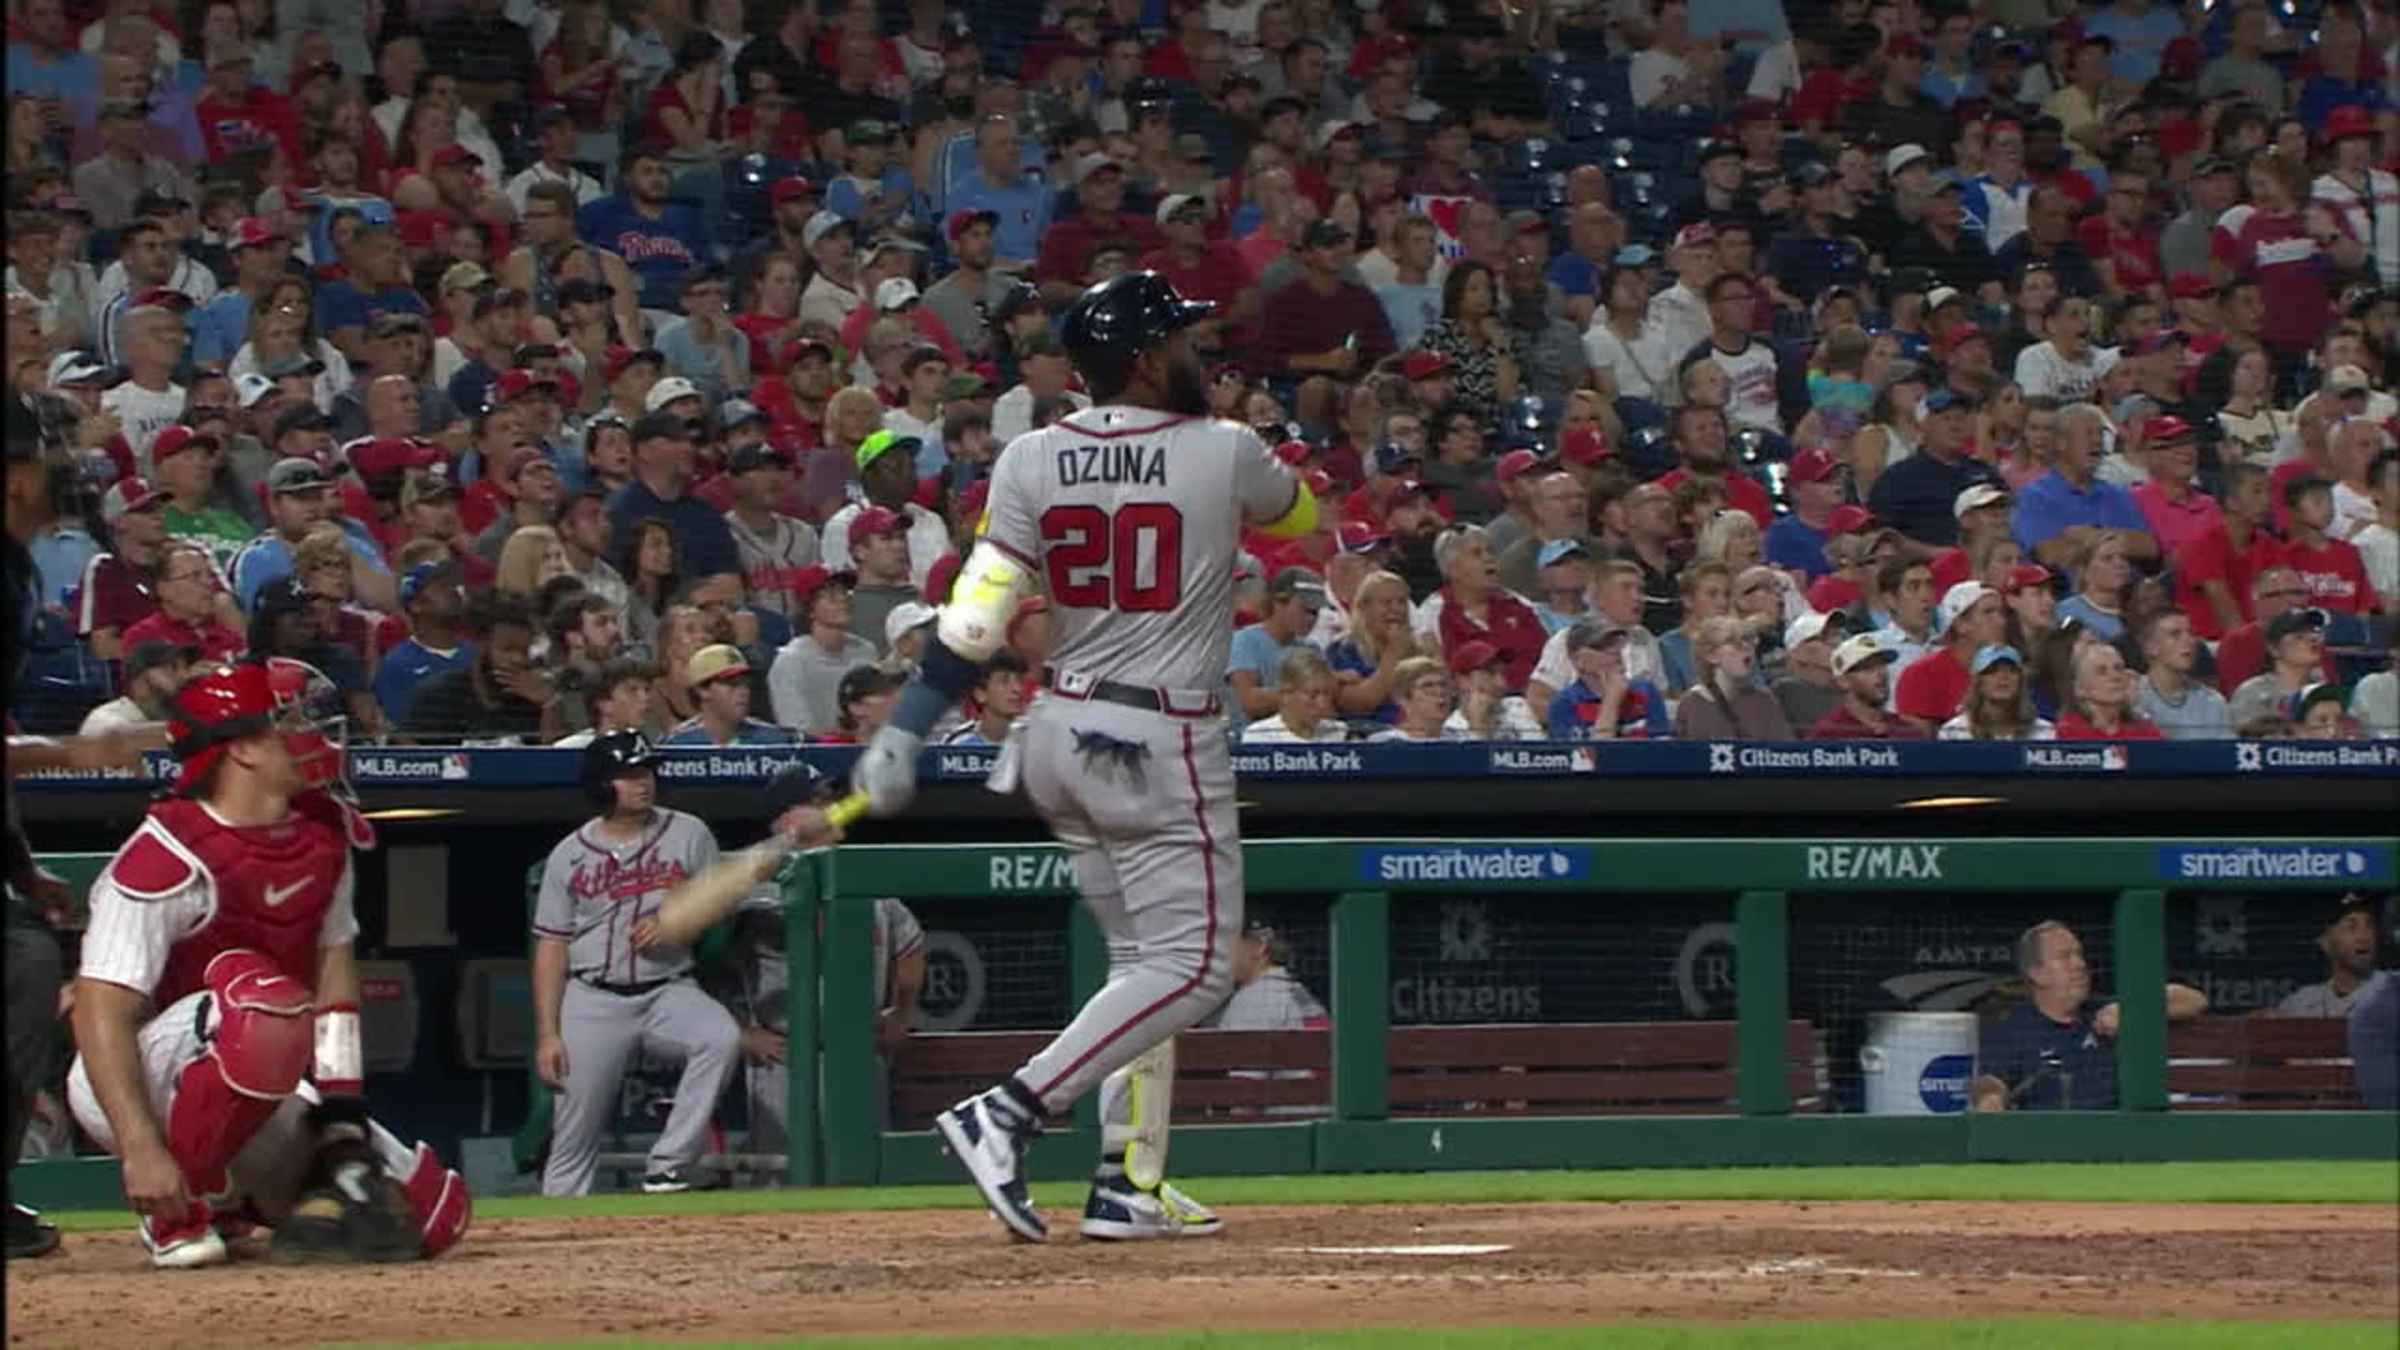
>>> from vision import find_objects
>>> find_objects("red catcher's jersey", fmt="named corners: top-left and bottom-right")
top-left (105, 792), bottom-right (369, 1006)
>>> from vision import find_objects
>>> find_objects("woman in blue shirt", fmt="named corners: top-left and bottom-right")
top-left (2053, 528), bottom-right (2133, 643)
top-left (1326, 568), bottom-right (1420, 725)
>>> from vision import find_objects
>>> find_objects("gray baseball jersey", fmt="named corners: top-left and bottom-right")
top-left (532, 808), bottom-right (722, 986)
top-left (981, 409), bottom-right (1300, 691)
top-left (1212, 967), bottom-right (1329, 1031)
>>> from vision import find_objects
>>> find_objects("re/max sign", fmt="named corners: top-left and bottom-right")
top-left (1805, 845), bottom-right (1946, 881)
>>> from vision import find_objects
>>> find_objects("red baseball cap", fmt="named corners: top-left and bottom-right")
top-left (789, 564), bottom-right (858, 604)
top-left (131, 287), bottom-right (194, 312)
top-left (395, 207), bottom-right (459, 249)
top-left (431, 144), bottom-right (481, 172)
top-left (769, 175), bottom-right (816, 207)
top-left (1445, 639), bottom-right (1503, 676)
top-left (101, 476), bottom-right (166, 521)
top-left (346, 436), bottom-right (442, 479)
top-left (1336, 519), bottom-right (1392, 554)
top-left (2001, 562), bottom-right (2053, 594)
top-left (1672, 222), bottom-right (1716, 252)
top-left (1400, 349), bottom-right (1453, 381)
top-left (493, 368), bottom-right (558, 405)
top-left (2142, 414), bottom-right (2195, 445)
top-left (846, 504), bottom-right (908, 549)
top-left (2321, 104), bottom-right (2376, 145)
top-left (603, 345), bottom-right (665, 381)
top-left (1826, 503), bottom-right (1876, 536)
top-left (2167, 273), bottom-right (2218, 301)
top-left (228, 216), bottom-right (285, 251)
top-left (1786, 445), bottom-right (1840, 484)
top-left (1494, 448), bottom-right (1543, 484)
top-left (150, 425), bottom-right (219, 463)
top-left (946, 207), bottom-right (1000, 241)
top-left (497, 445), bottom-right (555, 482)
top-left (1559, 425), bottom-right (1611, 466)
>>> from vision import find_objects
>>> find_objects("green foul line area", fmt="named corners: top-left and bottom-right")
top-left (356, 1318), bottom-right (2399, 1350)
top-left (38, 1159), bottom-right (2397, 1232)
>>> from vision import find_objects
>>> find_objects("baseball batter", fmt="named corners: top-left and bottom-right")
top-left (68, 658), bottom-right (471, 1268)
top-left (531, 732), bottom-right (740, 1196)
top-left (854, 271), bottom-right (1316, 1242)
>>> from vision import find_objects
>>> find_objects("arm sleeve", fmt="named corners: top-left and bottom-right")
top-left (531, 845), bottom-right (576, 938)
top-left (78, 872), bottom-right (205, 995)
top-left (318, 856), bottom-right (359, 947)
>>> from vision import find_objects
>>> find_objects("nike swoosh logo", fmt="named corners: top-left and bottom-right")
top-left (263, 878), bottom-right (308, 908)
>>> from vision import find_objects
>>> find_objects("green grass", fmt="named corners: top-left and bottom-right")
top-left (37, 1159), bottom-right (2396, 1232)
top-left (351, 1320), bottom-right (2399, 1350)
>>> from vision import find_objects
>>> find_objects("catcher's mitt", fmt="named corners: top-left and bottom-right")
top-left (269, 1130), bottom-right (420, 1265)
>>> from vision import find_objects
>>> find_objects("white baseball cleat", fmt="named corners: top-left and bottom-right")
top-left (1080, 1176), bottom-right (1224, 1240)
top-left (140, 1212), bottom-right (230, 1269)
top-left (935, 1089), bottom-right (1047, 1243)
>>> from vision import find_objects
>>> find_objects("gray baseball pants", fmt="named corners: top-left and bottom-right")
top-left (543, 978), bottom-right (739, 1196)
top-left (1011, 695), bottom-right (1242, 1118)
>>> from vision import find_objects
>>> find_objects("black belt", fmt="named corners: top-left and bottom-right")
top-left (577, 974), bottom-right (673, 997)
top-left (1042, 672), bottom-right (1221, 717)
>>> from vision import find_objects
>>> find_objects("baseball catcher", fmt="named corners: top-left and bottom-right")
top-left (67, 659), bottom-right (470, 1267)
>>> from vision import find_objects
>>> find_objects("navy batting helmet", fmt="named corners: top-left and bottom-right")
top-left (1059, 271), bottom-right (1214, 392)
top-left (582, 730), bottom-right (663, 806)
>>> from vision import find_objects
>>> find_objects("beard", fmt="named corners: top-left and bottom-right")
top-left (1163, 350), bottom-right (1210, 415)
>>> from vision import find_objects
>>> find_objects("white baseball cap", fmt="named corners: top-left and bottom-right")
top-left (874, 277), bottom-right (921, 311)
top-left (644, 376), bottom-right (702, 412)
top-left (1884, 144), bottom-right (1932, 179)
top-left (234, 371), bottom-right (279, 408)
top-left (1784, 610), bottom-right (1842, 650)
top-left (1830, 632), bottom-right (1892, 676)
top-left (1155, 192), bottom-right (1207, 226)
top-left (801, 209), bottom-right (854, 249)
top-left (1934, 581), bottom-right (1994, 637)
top-left (884, 601), bottom-right (937, 649)
top-left (1952, 483), bottom-right (2010, 518)
top-left (1926, 285), bottom-right (1963, 311)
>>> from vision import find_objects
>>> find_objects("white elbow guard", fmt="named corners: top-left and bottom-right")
top-left (935, 541), bottom-right (1030, 662)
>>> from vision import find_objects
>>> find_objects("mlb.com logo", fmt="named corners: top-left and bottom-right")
top-left (440, 754), bottom-right (470, 781)
top-left (1358, 845), bottom-right (1591, 884)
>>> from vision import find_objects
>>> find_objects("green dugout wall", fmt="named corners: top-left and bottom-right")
top-left (802, 837), bottom-right (2397, 1187)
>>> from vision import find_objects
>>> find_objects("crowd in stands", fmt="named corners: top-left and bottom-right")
top-left (8, 0), bottom-right (2400, 750)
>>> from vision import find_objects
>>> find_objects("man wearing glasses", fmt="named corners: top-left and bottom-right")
top-left (120, 541), bottom-right (245, 663)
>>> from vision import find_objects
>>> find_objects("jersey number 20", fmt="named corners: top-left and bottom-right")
top-left (1040, 504), bottom-right (1184, 611)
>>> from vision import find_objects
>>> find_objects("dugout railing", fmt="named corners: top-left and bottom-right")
top-left (801, 837), bottom-right (2397, 1187)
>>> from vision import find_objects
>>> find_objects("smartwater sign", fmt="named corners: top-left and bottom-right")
top-left (2156, 844), bottom-right (2393, 885)
top-left (1358, 845), bottom-right (1592, 884)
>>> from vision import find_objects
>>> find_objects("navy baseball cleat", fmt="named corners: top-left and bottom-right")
top-left (935, 1088), bottom-right (1047, 1243)
top-left (1081, 1175), bottom-right (1224, 1241)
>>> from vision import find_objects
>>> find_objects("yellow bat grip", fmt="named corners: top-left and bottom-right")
top-left (825, 791), bottom-right (872, 830)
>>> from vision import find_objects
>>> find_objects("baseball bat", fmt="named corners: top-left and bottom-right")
top-left (649, 791), bottom-right (873, 948)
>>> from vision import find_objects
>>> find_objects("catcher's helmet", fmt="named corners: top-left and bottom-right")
top-left (168, 658), bottom-right (348, 795)
top-left (763, 761), bottom-right (834, 816)
top-left (582, 730), bottom-right (663, 806)
top-left (1059, 271), bottom-right (1214, 392)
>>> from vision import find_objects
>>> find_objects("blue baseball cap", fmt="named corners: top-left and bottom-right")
top-left (1373, 440), bottom-right (1421, 475)
top-left (1970, 644), bottom-right (2024, 675)
top-left (1612, 244), bottom-right (1659, 268)
top-left (1921, 387), bottom-right (1980, 414)
top-left (1536, 538), bottom-right (1591, 568)
top-left (400, 559), bottom-right (461, 606)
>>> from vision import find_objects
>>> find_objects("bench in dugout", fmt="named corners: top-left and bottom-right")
top-left (890, 1021), bottom-right (1826, 1127)
top-left (2167, 1016), bottom-right (2358, 1110)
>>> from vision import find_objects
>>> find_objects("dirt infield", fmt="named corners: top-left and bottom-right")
top-left (10, 1200), bottom-right (2396, 1346)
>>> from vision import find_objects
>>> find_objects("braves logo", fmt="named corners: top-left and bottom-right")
top-left (566, 855), bottom-right (689, 902)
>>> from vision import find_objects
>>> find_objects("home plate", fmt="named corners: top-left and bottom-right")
top-left (1279, 1245), bottom-right (1515, 1257)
